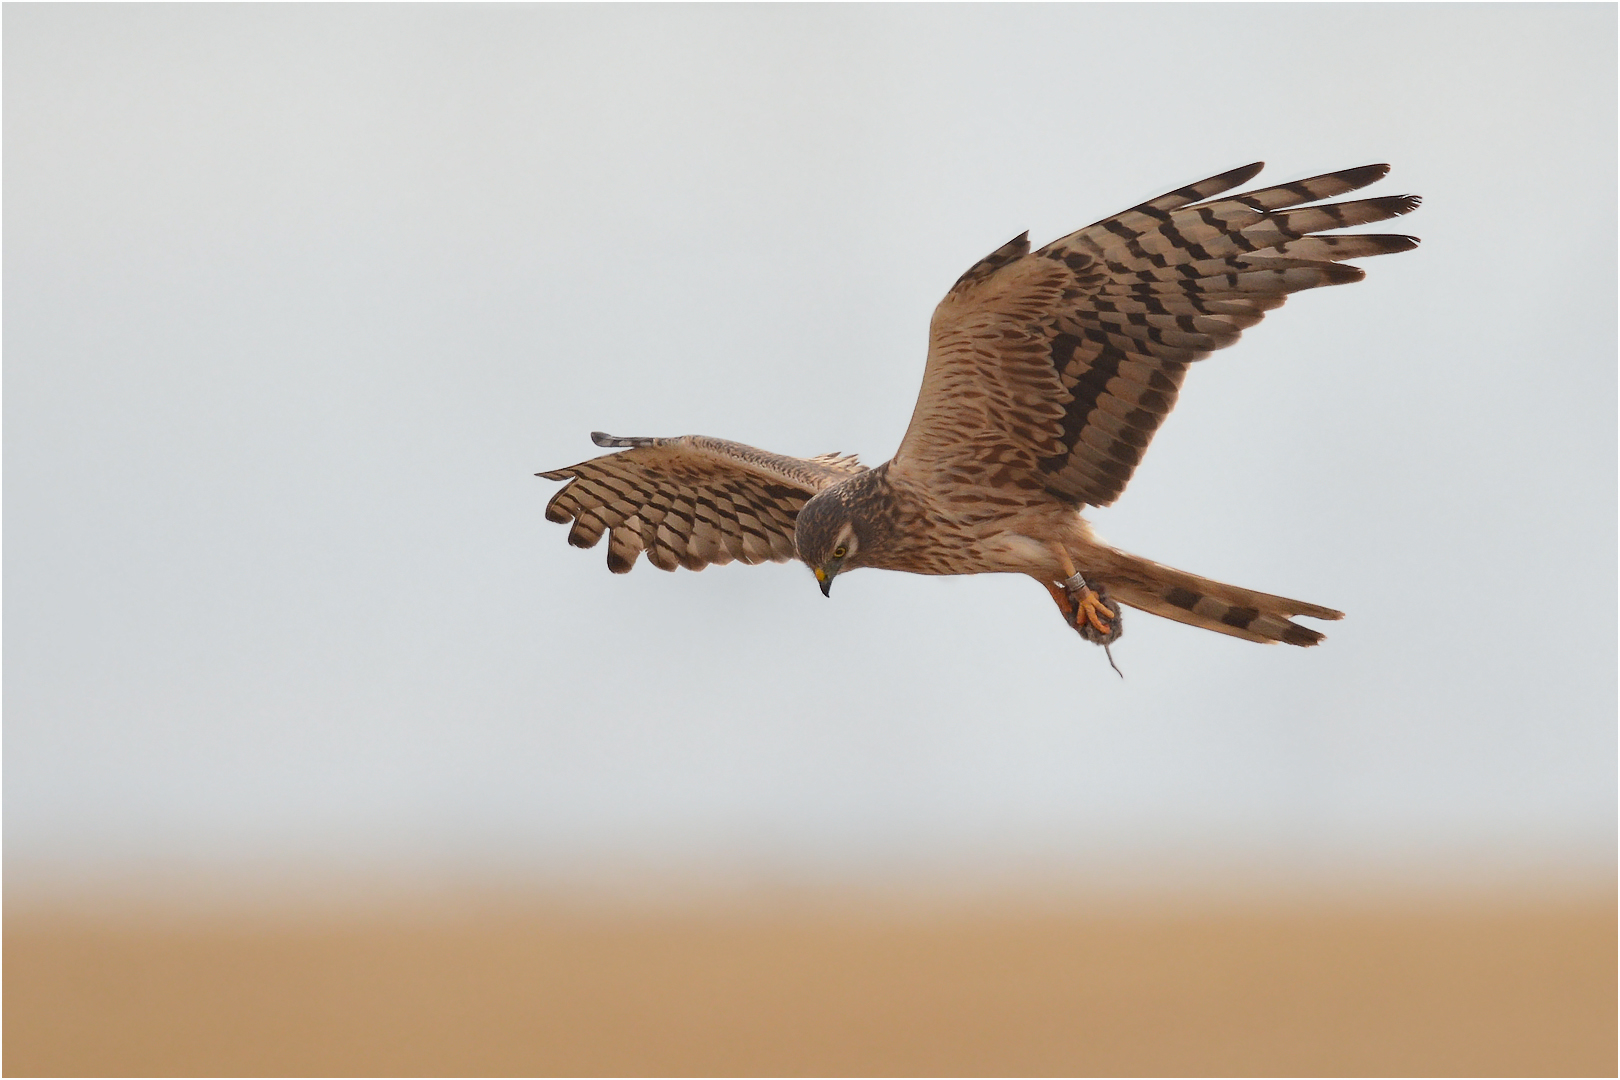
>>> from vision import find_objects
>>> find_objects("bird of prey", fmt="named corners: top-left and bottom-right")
top-left (538, 162), bottom-right (1419, 664)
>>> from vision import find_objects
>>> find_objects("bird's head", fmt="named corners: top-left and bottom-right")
top-left (794, 490), bottom-right (863, 597)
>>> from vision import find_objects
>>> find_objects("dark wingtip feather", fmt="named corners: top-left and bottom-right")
top-left (1339, 163), bottom-right (1392, 188)
top-left (1332, 234), bottom-right (1421, 258)
top-left (1230, 161), bottom-right (1266, 184)
top-left (1282, 624), bottom-right (1326, 647)
top-left (544, 483), bottom-right (576, 522)
top-left (1377, 194), bottom-right (1423, 217)
top-left (566, 523), bottom-right (601, 549)
top-left (1197, 161), bottom-right (1265, 195)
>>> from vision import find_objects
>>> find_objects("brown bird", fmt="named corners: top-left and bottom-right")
top-left (538, 163), bottom-right (1419, 663)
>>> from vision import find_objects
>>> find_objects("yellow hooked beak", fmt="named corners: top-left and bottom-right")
top-left (814, 566), bottom-right (832, 597)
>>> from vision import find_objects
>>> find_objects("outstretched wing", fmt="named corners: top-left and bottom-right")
top-left (891, 163), bottom-right (1420, 507)
top-left (538, 432), bottom-right (865, 572)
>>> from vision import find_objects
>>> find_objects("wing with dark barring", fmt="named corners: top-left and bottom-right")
top-left (538, 432), bottom-right (864, 572)
top-left (894, 163), bottom-right (1420, 508)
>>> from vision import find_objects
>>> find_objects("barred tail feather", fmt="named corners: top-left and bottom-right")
top-left (1097, 552), bottom-right (1343, 647)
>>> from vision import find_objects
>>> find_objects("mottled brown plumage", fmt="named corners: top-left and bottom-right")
top-left (539, 163), bottom-right (1420, 652)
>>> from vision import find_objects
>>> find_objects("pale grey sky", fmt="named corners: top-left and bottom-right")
top-left (6, 4), bottom-right (1615, 894)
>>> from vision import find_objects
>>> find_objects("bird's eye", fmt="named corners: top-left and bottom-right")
top-left (832, 546), bottom-right (847, 559)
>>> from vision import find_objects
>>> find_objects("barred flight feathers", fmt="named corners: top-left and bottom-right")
top-left (538, 434), bottom-right (864, 574)
top-left (893, 162), bottom-right (1419, 509)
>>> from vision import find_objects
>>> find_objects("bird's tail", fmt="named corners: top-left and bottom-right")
top-left (1094, 550), bottom-right (1343, 646)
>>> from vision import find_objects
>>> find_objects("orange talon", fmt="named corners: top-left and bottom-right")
top-left (1077, 587), bottom-right (1115, 635)
top-left (1045, 575), bottom-right (1122, 646)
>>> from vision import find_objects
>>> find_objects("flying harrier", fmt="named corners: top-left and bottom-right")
top-left (538, 163), bottom-right (1419, 660)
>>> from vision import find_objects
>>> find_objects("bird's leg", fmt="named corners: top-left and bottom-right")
top-left (1044, 547), bottom-right (1121, 646)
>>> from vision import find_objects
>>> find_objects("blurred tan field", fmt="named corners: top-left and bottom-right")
top-left (6, 887), bottom-right (1614, 1077)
